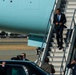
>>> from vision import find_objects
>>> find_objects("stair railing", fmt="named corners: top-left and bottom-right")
top-left (65, 24), bottom-right (76, 75)
top-left (39, 0), bottom-right (63, 67)
top-left (35, 0), bottom-right (62, 66)
top-left (60, 9), bottom-right (76, 75)
top-left (65, 46), bottom-right (76, 75)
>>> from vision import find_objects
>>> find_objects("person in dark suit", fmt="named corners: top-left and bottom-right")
top-left (21, 53), bottom-right (29, 61)
top-left (67, 57), bottom-right (76, 75)
top-left (0, 62), bottom-right (7, 75)
top-left (53, 8), bottom-right (66, 50)
top-left (41, 57), bottom-right (55, 74)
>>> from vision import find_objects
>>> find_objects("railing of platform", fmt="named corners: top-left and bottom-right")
top-left (60, 9), bottom-right (76, 75)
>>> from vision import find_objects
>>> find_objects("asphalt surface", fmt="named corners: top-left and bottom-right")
top-left (0, 38), bottom-right (38, 62)
top-left (0, 50), bottom-right (38, 62)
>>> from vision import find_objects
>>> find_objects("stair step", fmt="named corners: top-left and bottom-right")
top-left (49, 61), bottom-right (65, 63)
top-left (49, 62), bottom-right (65, 67)
top-left (66, 19), bottom-right (72, 22)
top-left (49, 53), bottom-right (64, 57)
top-left (49, 56), bottom-right (63, 58)
top-left (49, 47), bottom-right (68, 54)
top-left (49, 63), bottom-right (64, 73)
top-left (66, 15), bottom-right (76, 18)
top-left (51, 36), bottom-right (67, 43)
top-left (54, 72), bottom-right (64, 75)
top-left (50, 47), bottom-right (66, 52)
top-left (67, 2), bottom-right (76, 4)
top-left (64, 12), bottom-right (75, 14)
top-left (49, 52), bottom-right (66, 57)
top-left (66, 22), bottom-right (71, 26)
top-left (51, 43), bottom-right (66, 47)
top-left (66, 4), bottom-right (76, 6)
top-left (52, 40), bottom-right (66, 44)
top-left (66, 6), bottom-right (76, 9)
top-left (63, 30), bottom-right (68, 34)
top-left (54, 67), bottom-right (60, 72)
top-left (68, 0), bottom-right (76, 1)
top-left (50, 47), bottom-right (59, 52)
top-left (52, 38), bottom-right (66, 43)
top-left (49, 61), bottom-right (66, 66)
top-left (49, 58), bottom-right (62, 62)
top-left (54, 73), bottom-right (63, 75)
top-left (62, 10), bottom-right (74, 14)
top-left (49, 63), bottom-right (61, 67)
top-left (65, 7), bottom-right (76, 10)
top-left (49, 56), bottom-right (64, 58)
top-left (65, 14), bottom-right (73, 16)
top-left (49, 57), bottom-right (66, 62)
top-left (66, 16), bottom-right (76, 18)
top-left (66, 22), bottom-right (76, 27)
top-left (65, 9), bottom-right (75, 12)
top-left (66, 24), bottom-right (74, 29)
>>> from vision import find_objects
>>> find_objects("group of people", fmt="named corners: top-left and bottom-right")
top-left (11, 53), bottom-right (55, 74)
top-left (11, 53), bottom-right (29, 61)
top-left (0, 53), bottom-right (29, 75)
top-left (36, 9), bottom-right (67, 74)
top-left (0, 8), bottom-right (72, 75)
top-left (9, 9), bottom-right (66, 74)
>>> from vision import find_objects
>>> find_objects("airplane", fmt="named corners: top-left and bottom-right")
top-left (0, 0), bottom-right (55, 47)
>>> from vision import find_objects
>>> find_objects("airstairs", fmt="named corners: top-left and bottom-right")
top-left (36, 0), bottom-right (76, 75)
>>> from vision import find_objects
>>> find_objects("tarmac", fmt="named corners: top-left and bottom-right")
top-left (0, 38), bottom-right (38, 62)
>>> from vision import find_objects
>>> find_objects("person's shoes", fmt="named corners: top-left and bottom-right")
top-left (59, 46), bottom-right (63, 50)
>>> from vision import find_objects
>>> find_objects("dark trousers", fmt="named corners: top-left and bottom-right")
top-left (55, 25), bottom-right (63, 47)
